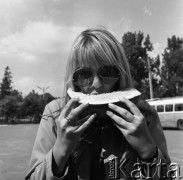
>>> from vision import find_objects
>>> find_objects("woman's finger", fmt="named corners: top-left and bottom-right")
top-left (76, 114), bottom-right (96, 133)
top-left (74, 115), bottom-right (91, 126)
top-left (61, 98), bottom-right (79, 117)
top-left (66, 114), bottom-right (90, 126)
top-left (108, 103), bottom-right (134, 122)
top-left (66, 102), bottom-right (89, 120)
top-left (119, 97), bottom-right (142, 117)
top-left (106, 110), bottom-right (130, 129)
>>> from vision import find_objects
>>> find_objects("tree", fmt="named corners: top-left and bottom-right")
top-left (0, 96), bottom-right (21, 122)
top-left (160, 35), bottom-right (183, 97)
top-left (11, 89), bottom-right (23, 102)
top-left (43, 92), bottom-right (55, 106)
top-left (150, 55), bottom-right (162, 98)
top-left (19, 90), bottom-right (55, 122)
top-left (0, 66), bottom-right (13, 99)
top-left (20, 90), bottom-right (43, 122)
top-left (122, 32), bottom-right (160, 99)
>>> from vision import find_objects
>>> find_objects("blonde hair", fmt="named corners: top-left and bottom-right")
top-left (63, 27), bottom-right (133, 103)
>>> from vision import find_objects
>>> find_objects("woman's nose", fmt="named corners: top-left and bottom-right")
top-left (91, 75), bottom-right (102, 89)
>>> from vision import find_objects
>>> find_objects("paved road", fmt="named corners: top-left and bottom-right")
top-left (164, 130), bottom-right (183, 179)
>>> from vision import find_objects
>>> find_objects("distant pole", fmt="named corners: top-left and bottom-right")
top-left (147, 57), bottom-right (153, 99)
top-left (37, 86), bottom-right (50, 100)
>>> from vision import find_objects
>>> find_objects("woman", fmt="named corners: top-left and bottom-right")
top-left (25, 27), bottom-right (171, 180)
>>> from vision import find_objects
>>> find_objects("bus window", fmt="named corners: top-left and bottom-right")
top-left (165, 104), bottom-right (173, 112)
top-left (175, 104), bottom-right (183, 111)
top-left (157, 105), bottom-right (164, 112)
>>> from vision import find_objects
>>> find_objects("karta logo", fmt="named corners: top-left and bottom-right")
top-left (108, 157), bottom-right (182, 179)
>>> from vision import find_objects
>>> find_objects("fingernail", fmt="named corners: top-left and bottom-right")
top-left (91, 113), bottom-right (97, 118)
top-left (83, 102), bottom-right (89, 106)
top-left (93, 113), bottom-right (97, 117)
top-left (108, 103), bottom-right (114, 108)
top-left (106, 110), bottom-right (112, 115)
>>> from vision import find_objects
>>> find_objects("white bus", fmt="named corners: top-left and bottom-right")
top-left (147, 97), bottom-right (183, 130)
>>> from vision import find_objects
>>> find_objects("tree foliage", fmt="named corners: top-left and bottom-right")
top-left (20, 90), bottom-right (43, 122)
top-left (19, 90), bottom-right (55, 122)
top-left (0, 96), bottom-right (21, 122)
top-left (160, 36), bottom-right (183, 97)
top-left (0, 67), bottom-right (55, 123)
top-left (11, 89), bottom-right (23, 101)
top-left (121, 32), bottom-right (160, 99)
top-left (0, 66), bottom-right (12, 99)
top-left (122, 32), bottom-right (148, 89)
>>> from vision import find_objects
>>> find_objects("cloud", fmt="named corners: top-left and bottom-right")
top-left (143, 6), bottom-right (152, 16)
top-left (0, 0), bottom-right (24, 7)
top-left (37, 81), bottom-right (64, 98)
top-left (0, 15), bottom-right (85, 96)
top-left (14, 76), bottom-right (64, 97)
top-left (19, 52), bottom-right (38, 63)
top-left (109, 17), bottom-right (132, 31)
top-left (0, 0), bottom-right (25, 32)
top-left (14, 76), bottom-right (35, 95)
top-left (0, 21), bottom-right (86, 63)
top-left (16, 76), bottom-right (34, 87)
top-left (153, 43), bottom-right (162, 51)
top-left (108, 17), bottom-right (132, 41)
top-left (148, 43), bottom-right (163, 58)
top-left (0, 0), bottom-right (24, 15)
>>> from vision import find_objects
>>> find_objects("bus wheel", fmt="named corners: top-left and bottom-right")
top-left (177, 119), bottom-right (183, 130)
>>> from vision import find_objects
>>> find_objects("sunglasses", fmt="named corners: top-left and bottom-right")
top-left (72, 65), bottom-right (120, 87)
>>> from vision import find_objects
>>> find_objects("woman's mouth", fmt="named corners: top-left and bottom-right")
top-left (90, 91), bottom-right (99, 95)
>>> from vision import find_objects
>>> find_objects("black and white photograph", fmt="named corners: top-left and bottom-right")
top-left (0, 0), bottom-right (182, 180)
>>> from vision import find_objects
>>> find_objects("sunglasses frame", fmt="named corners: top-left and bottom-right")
top-left (72, 65), bottom-right (120, 87)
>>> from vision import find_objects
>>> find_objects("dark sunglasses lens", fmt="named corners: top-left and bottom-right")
top-left (73, 66), bottom-right (119, 87)
top-left (73, 68), bottom-right (93, 86)
top-left (100, 66), bottom-right (119, 78)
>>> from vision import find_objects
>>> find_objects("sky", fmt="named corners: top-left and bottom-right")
top-left (0, 0), bottom-right (183, 97)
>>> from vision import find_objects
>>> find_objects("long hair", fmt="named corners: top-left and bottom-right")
top-left (63, 27), bottom-right (133, 104)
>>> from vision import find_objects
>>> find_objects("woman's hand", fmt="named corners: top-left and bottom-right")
top-left (56, 98), bottom-right (96, 152)
top-left (106, 97), bottom-right (157, 160)
top-left (52, 98), bottom-right (96, 177)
